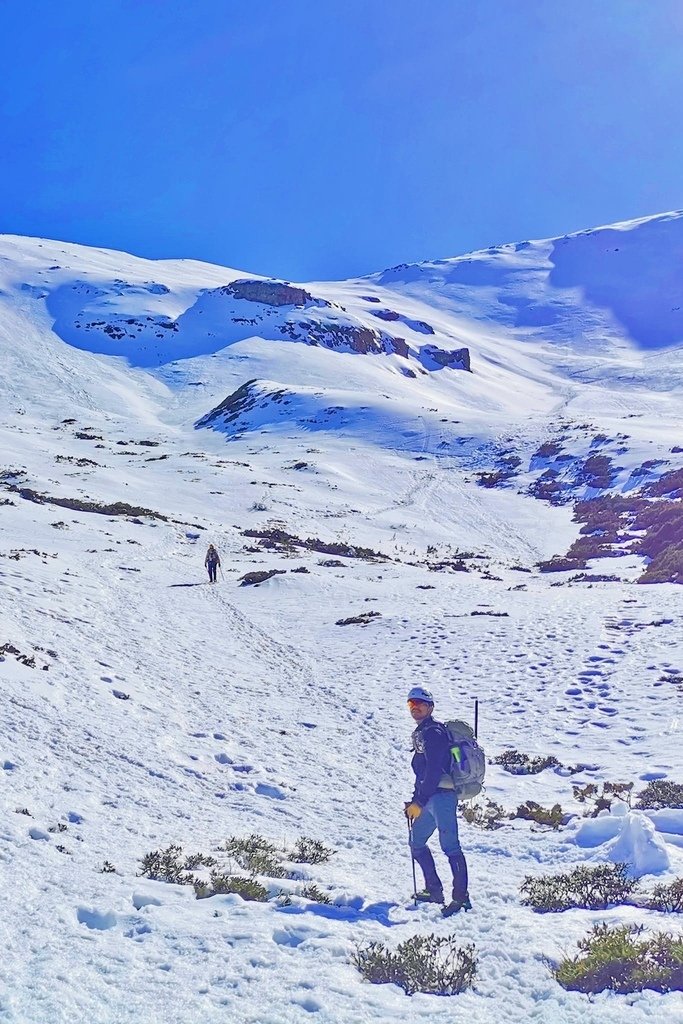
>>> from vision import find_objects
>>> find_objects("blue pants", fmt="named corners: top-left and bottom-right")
top-left (409, 790), bottom-right (468, 901)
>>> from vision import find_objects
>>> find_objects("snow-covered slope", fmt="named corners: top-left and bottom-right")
top-left (1, 215), bottom-right (682, 1023)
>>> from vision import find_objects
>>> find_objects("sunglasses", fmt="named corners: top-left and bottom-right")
top-left (407, 699), bottom-right (431, 709)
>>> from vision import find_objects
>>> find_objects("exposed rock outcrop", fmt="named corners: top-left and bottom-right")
top-left (419, 345), bottom-right (471, 371)
top-left (221, 279), bottom-right (322, 307)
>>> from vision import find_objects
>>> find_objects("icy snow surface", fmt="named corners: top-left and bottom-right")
top-left (0, 216), bottom-right (682, 1023)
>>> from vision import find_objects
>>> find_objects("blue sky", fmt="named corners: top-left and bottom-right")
top-left (2, 1), bottom-right (682, 279)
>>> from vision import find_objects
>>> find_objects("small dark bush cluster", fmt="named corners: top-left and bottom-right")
top-left (647, 878), bottom-right (683, 913)
top-left (636, 779), bottom-right (683, 809)
top-left (300, 883), bottom-right (331, 904)
top-left (554, 923), bottom-right (683, 993)
top-left (139, 844), bottom-right (198, 885)
top-left (352, 933), bottom-right (477, 996)
top-left (195, 872), bottom-right (269, 902)
top-left (290, 836), bottom-right (335, 864)
top-left (222, 833), bottom-right (289, 878)
top-left (512, 801), bottom-right (565, 830)
top-left (100, 861), bottom-right (117, 874)
top-left (184, 852), bottom-right (218, 870)
top-left (521, 863), bottom-right (638, 912)
top-left (492, 749), bottom-right (561, 774)
top-left (573, 780), bottom-right (633, 815)
top-left (461, 799), bottom-right (507, 830)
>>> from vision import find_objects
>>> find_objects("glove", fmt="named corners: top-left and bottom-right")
top-left (404, 802), bottom-right (422, 821)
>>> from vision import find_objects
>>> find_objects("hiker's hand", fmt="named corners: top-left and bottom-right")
top-left (404, 802), bottom-right (422, 821)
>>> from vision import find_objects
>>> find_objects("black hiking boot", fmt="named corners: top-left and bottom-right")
top-left (441, 894), bottom-right (472, 917)
top-left (413, 888), bottom-right (445, 904)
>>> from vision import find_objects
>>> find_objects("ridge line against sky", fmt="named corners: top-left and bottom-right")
top-left (2, 0), bottom-right (683, 280)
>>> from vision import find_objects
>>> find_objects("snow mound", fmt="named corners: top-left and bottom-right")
top-left (605, 811), bottom-right (671, 877)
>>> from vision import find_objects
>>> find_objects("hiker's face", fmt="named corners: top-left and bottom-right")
top-left (408, 700), bottom-right (433, 722)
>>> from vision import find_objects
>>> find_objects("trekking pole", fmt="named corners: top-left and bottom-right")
top-left (406, 816), bottom-right (418, 907)
top-left (220, 565), bottom-right (225, 582)
top-left (474, 698), bottom-right (479, 741)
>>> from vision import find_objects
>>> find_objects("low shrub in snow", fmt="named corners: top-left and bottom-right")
top-left (222, 833), bottom-right (289, 878)
top-left (521, 863), bottom-right (638, 912)
top-left (512, 801), bottom-right (565, 830)
top-left (646, 878), bottom-right (683, 913)
top-left (100, 861), bottom-right (117, 874)
top-left (492, 749), bottom-right (561, 774)
top-left (289, 836), bottom-right (335, 864)
top-left (553, 923), bottom-right (683, 993)
top-left (195, 871), bottom-right (269, 902)
top-left (300, 883), bottom-right (331, 904)
top-left (139, 844), bottom-right (198, 885)
top-left (636, 780), bottom-right (683, 810)
top-left (352, 934), bottom-right (477, 996)
top-left (461, 798), bottom-right (506, 830)
top-left (573, 780), bottom-right (633, 815)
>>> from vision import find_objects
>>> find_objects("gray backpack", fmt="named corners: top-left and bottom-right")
top-left (444, 719), bottom-right (486, 799)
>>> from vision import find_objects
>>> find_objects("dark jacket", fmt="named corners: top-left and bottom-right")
top-left (411, 716), bottom-right (453, 807)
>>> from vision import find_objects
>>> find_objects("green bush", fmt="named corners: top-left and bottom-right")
top-left (461, 799), bottom-right (506, 830)
top-left (290, 836), bottom-right (335, 864)
top-left (352, 934), bottom-right (477, 996)
top-left (195, 871), bottom-right (269, 902)
top-left (647, 878), bottom-right (683, 913)
top-left (512, 801), bottom-right (564, 830)
top-left (139, 844), bottom-right (196, 885)
top-left (636, 780), bottom-right (683, 809)
top-left (184, 852), bottom-right (218, 870)
top-left (554, 923), bottom-right (683, 993)
top-left (573, 781), bottom-right (633, 816)
top-left (521, 863), bottom-right (639, 912)
top-left (300, 883), bottom-right (332, 904)
top-left (492, 749), bottom-right (561, 775)
top-left (222, 834), bottom-right (289, 877)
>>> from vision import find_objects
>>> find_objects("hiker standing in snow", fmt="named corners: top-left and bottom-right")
top-left (205, 544), bottom-right (220, 583)
top-left (404, 686), bottom-right (471, 915)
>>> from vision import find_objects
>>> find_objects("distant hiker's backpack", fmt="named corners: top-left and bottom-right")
top-left (444, 720), bottom-right (486, 800)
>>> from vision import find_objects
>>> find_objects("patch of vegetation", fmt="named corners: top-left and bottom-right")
top-left (290, 837), bottom-right (335, 864)
top-left (636, 780), bottom-right (683, 809)
top-left (243, 526), bottom-right (389, 562)
top-left (521, 863), bottom-right (638, 912)
top-left (335, 611), bottom-right (382, 626)
top-left (643, 468), bottom-right (683, 499)
top-left (300, 884), bottom-right (332, 904)
top-left (475, 469), bottom-right (516, 488)
top-left (195, 872), bottom-right (269, 902)
top-left (352, 933), bottom-right (477, 996)
top-left (184, 852), bottom-right (219, 871)
top-left (647, 878), bottom-right (683, 913)
top-left (239, 569), bottom-right (286, 587)
top-left (577, 454), bottom-right (618, 489)
top-left (4, 484), bottom-right (168, 521)
top-left (573, 781), bottom-right (633, 816)
top-left (492, 749), bottom-right (561, 775)
top-left (539, 490), bottom-right (683, 584)
top-left (222, 834), bottom-right (289, 877)
top-left (512, 801), bottom-right (564, 830)
top-left (461, 799), bottom-right (506, 830)
top-left (553, 923), bottom-right (683, 993)
top-left (533, 441), bottom-right (564, 459)
top-left (139, 845), bottom-right (197, 885)
top-left (100, 861), bottom-right (117, 874)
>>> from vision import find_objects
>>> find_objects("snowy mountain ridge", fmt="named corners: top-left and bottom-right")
top-left (1, 213), bottom-right (682, 1023)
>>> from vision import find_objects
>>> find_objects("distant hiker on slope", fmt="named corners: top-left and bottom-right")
top-left (404, 686), bottom-right (471, 916)
top-left (205, 544), bottom-right (221, 583)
